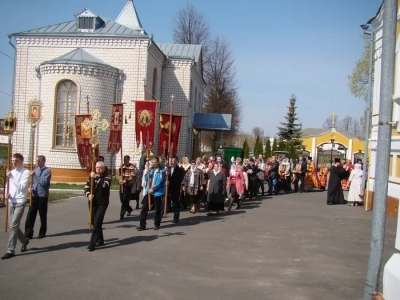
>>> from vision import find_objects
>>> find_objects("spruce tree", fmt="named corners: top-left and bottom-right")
top-left (264, 137), bottom-right (272, 158)
top-left (254, 135), bottom-right (264, 157)
top-left (277, 94), bottom-right (303, 148)
top-left (243, 139), bottom-right (250, 158)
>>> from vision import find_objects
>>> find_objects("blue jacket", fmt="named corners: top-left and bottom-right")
top-left (143, 167), bottom-right (165, 197)
top-left (32, 166), bottom-right (52, 197)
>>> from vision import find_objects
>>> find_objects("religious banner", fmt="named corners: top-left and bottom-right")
top-left (158, 113), bottom-right (182, 158)
top-left (75, 114), bottom-right (98, 172)
top-left (135, 101), bottom-right (156, 149)
top-left (107, 103), bottom-right (123, 153)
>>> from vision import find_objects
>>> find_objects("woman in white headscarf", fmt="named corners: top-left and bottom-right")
top-left (347, 163), bottom-right (363, 206)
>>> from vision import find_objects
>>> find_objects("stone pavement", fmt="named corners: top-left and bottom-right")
top-left (0, 190), bottom-right (396, 300)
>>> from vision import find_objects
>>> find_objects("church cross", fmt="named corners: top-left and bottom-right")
top-left (83, 109), bottom-right (110, 146)
top-left (331, 112), bottom-right (337, 128)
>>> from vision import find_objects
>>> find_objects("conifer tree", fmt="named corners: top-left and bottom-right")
top-left (243, 139), bottom-right (250, 158)
top-left (254, 135), bottom-right (264, 157)
top-left (277, 94), bottom-right (303, 148)
top-left (264, 137), bottom-right (272, 158)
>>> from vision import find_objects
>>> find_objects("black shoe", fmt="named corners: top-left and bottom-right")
top-left (154, 225), bottom-right (160, 230)
top-left (173, 219), bottom-right (179, 223)
top-left (37, 234), bottom-right (45, 239)
top-left (95, 241), bottom-right (104, 247)
top-left (136, 226), bottom-right (146, 231)
top-left (87, 244), bottom-right (95, 252)
top-left (126, 211), bottom-right (132, 216)
top-left (120, 216), bottom-right (124, 220)
top-left (1, 252), bottom-right (15, 260)
top-left (21, 240), bottom-right (29, 253)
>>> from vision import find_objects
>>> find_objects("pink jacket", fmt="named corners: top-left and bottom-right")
top-left (235, 167), bottom-right (245, 195)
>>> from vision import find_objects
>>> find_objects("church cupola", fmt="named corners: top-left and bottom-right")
top-left (74, 8), bottom-right (104, 32)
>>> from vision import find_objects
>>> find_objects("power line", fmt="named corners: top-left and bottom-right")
top-left (0, 90), bottom-right (11, 97)
top-left (0, 50), bottom-right (13, 60)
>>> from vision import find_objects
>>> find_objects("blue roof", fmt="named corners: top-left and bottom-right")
top-left (193, 113), bottom-right (232, 131)
top-left (41, 48), bottom-right (118, 69)
top-left (157, 43), bottom-right (202, 63)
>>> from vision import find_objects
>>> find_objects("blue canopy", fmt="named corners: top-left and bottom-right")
top-left (192, 113), bottom-right (232, 131)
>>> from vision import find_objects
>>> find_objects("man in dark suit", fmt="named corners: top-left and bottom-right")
top-left (246, 158), bottom-right (259, 200)
top-left (168, 157), bottom-right (184, 223)
top-left (297, 156), bottom-right (307, 193)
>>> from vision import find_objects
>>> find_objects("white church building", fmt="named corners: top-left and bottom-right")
top-left (8, 0), bottom-right (205, 182)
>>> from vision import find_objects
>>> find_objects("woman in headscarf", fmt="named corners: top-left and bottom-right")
top-left (347, 163), bottom-right (363, 206)
top-left (227, 162), bottom-right (245, 210)
top-left (179, 157), bottom-right (191, 209)
top-left (207, 162), bottom-right (226, 215)
top-left (181, 160), bottom-right (204, 213)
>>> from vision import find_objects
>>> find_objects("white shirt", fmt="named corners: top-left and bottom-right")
top-left (7, 166), bottom-right (30, 204)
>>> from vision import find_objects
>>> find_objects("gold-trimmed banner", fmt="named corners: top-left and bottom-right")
top-left (107, 103), bottom-right (123, 153)
top-left (75, 114), bottom-right (98, 171)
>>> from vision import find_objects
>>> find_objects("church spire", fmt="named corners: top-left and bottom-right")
top-left (115, 0), bottom-right (144, 32)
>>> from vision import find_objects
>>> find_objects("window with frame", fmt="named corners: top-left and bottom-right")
top-left (54, 80), bottom-right (77, 148)
top-left (152, 68), bottom-right (158, 99)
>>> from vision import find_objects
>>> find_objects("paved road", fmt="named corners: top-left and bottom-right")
top-left (0, 190), bottom-right (396, 300)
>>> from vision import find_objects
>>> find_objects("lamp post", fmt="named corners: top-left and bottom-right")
top-left (330, 135), bottom-right (335, 165)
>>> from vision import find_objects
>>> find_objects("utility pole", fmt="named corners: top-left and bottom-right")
top-left (360, 24), bottom-right (375, 198)
top-left (363, 0), bottom-right (398, 299)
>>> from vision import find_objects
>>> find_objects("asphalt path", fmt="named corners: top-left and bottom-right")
top-left (0, 190), bottom-right (396, 300)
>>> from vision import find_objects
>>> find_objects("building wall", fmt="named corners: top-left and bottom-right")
top-left (12, 35), bottom-right (151, 178)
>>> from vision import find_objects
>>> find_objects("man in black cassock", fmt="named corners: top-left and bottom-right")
top-left (326, 158), bottom-right (349, 205)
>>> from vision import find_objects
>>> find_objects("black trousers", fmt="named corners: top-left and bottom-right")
top-left (170, 188), bottom-right (181, 221)
top-left (25, 196), bottom-right (48, 239)
top-left (248, 178), bottom-right (258, 199)
top-left (257, 178), bottom-right (265, 194)
top-left (119, 187), bottom-right (133, 218)
top-left (284, 176), bottom-right (291, 192)
top-left (140, 195), bottom-right (162, 227)
top-left (295, 175), bottom-right (305, 192)
top-left (89, 204), bottom-right (108, 246)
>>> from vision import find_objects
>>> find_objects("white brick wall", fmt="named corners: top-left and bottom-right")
top-left (12, 35), bottom-right (203, 173)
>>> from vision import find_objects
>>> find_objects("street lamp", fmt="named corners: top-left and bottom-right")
top-left (330, 134), bottom-right (335, 164)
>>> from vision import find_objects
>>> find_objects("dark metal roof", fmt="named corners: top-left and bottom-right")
top-left (193, 113), bottom-right (232, 131)
top-left (41, 48), bottom-right (118, 70)
top-left (10, 16), bottom-right (147, 37)
top-left (157, 43), bottom-right (202, 63)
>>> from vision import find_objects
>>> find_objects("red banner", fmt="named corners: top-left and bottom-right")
top-left (107, 103), bottom-right (123, 153)
top-left (135, 101), bottom-right (156, 150)
top-left (75, 114), bottom-right (99, 172)
top-left (158, 113), bottom-right (182, 158)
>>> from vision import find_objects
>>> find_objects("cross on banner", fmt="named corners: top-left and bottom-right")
top-left (83, 109), bottom-right (110, 146)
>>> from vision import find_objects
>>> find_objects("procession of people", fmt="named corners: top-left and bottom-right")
top-left (1, 150), bottom-right (365, 257)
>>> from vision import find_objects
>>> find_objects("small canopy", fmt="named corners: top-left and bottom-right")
top-left (192, 113), bottom-right (232, 131)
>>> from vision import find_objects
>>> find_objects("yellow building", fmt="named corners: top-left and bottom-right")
top-left (301, 127), bottom-right (365, 167)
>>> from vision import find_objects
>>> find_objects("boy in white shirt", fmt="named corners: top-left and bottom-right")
top-left (1, 153), bottom-right (30, 260)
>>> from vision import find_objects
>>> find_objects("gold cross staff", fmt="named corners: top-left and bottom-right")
top-left (82, 109), bottom-right (110, 229)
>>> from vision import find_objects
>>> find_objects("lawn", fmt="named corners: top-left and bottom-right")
top-left (50, 177), bottom-right (120, 191)
top-left (49, 193), bottom-right (80, 202)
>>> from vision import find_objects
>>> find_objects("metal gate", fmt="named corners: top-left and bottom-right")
top-left (317, 150), bottom-right (345, 168)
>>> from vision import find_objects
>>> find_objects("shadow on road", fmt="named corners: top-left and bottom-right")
top-left (97, 234), bottom-right (160, 250)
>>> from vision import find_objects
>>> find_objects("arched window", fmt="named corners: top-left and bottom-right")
top-left (194, 86), bottom-right (198, 112)
top-left (189, 80), bottom-right (193, 107)
top-left (54, 80), bottom-right (77, 148)
top-left (152, 68), bottom-right (157, 99)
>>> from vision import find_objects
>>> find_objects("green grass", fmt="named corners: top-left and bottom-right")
top-left (50, 177), bottom-right (120, 190)
top-left (49, 193), bottom-right (80, 202)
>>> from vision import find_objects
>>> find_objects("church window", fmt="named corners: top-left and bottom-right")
top-left (54, 80), bottom-right (77, 148)
top-left (75, 8), bottom-right (104, 32)
top-left (194, 86), bottom-right (198, 112)
top-left (152, 68), bottom-right (158, 99)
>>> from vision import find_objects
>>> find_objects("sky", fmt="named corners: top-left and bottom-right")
top-left (0, 0), bottom-right (382, 136)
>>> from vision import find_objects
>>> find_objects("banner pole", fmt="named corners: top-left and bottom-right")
top-left (164, 96), bottom-right (174, 216)
top-left (29, 123), bottom-right (36, 207)
top-left (146, 131), bottom-right (152, 211)
top-left (4, 133), bottom-right (12, 232)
